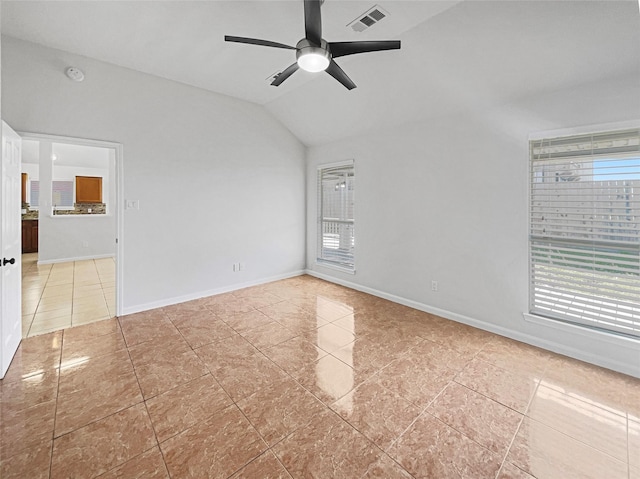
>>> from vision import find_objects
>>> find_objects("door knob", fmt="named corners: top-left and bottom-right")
top-left (2, 258), bottom-right (15, 266)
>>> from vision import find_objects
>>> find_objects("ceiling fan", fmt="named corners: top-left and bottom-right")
top-left (224, 0), bottom-right (401, 90)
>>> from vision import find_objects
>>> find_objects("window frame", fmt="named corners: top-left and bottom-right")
top-left (316, 160), bottom-right (356, 273)
top-left (528, 125), bottom-right (640, 339)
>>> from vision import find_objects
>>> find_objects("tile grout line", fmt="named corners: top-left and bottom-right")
top-left (627, 413), bottom-right (631, 479)
top-left (225, 299), bottom-right (410, 478)
top-left (117, 315), bottom-right (171, 477)
top-left (190, 299), bottom-right (331, 478)
top-left (48, 327), bottom-right (66, 479)
top-left (23, 254), bottom-right (52, 337)
top-left (26, 257), bottom-right (115, 336)
top-left (164, 310), bottom-right (266, 478)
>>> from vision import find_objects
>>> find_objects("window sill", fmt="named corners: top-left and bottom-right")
top-left (49, 214), bottom-right (112, 218)
top-left (522, 312), bottom-right (638, 347)
top-left (315, 260), bottom-right (356, 275)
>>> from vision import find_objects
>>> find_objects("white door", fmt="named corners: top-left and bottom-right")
top-left (1, 121), bottom-right (22, 379)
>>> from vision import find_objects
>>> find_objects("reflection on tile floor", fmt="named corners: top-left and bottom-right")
top-left (1, 275), bottom-right (638, 478)
top-left (21, 253), bottom-right (115, 337)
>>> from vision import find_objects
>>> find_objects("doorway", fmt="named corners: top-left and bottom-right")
top-left (19, 133), bottom-right (123, 337)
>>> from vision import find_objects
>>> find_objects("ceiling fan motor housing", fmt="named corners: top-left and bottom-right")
top-left (296, 39), bottom-right (331, 72)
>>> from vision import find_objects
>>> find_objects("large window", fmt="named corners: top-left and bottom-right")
top-left (529, 128), bottom-right (640, 338)
top-left (317, 161), bottom-right (355, 271)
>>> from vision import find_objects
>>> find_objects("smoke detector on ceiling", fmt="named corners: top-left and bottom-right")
top-left (348, 5), bottom-right (389, 33)
top-left (65, 67), bottom-right (85, 82)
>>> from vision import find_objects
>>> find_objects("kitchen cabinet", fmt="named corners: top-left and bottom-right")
top-left (22, 220), bottom-right (38, 253)
top-left (22, 173), bottom-right (28, 203)
top-left (76, 176), bottom-right (103, 203)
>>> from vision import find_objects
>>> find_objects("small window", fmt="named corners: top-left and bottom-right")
top-left (317, 161), bottom-right (355, 271)
top-left (52, 180), bottom-right (74, 208)
top-left (30, 180), bottom-right (40, 207)
top-left (529, 128), bottom-right (640, 338)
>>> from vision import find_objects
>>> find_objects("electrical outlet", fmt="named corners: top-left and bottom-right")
top-left (239, 262), bottom-right (246, 271)
top-left (82, 241), bottom-right (89, 248)
top-left (431, 280), bottom-right (439, 292)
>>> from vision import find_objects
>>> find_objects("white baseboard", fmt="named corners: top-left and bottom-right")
top-left (120, 270), bottom-right (306, 316)
top-left (306, 270), bottom-right (640, 378)
top-left (37, 254), bottom-right (115, 265)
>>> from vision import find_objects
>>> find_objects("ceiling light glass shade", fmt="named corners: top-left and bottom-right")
top-left (297, 51), bottom-right (330, 72)
top-left (296, 41), bottom-right (331, 72)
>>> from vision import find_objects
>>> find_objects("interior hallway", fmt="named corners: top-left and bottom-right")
top-left (21, 254), bottom-right (115, 337)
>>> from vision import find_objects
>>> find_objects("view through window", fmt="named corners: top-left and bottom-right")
top-left (529, 128), bottom-right (640, 337)
top-left (317, 161), bottom-right (355, 271)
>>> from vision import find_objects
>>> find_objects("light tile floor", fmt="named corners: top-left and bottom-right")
top-left (1, 275), bottom-right (638, 478)
top-left (21, 253), bottom-right (115, 337)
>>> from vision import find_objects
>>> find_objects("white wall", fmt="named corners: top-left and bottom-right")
top-left (306, 73), bottom-right (640, 377)
top-left (39, 215), bottom-right (116, 264)
top-left (2, 36), bottom-right (306, 311)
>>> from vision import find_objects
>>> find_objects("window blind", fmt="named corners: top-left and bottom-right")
top-left (317, 162), bottom-right (355, 270)
top-left (52, 181), bottom-right (74, 208)
top-left (30, 180), bottom-right (40, 207)
top-left (530, 128), bottom-right (640, 338)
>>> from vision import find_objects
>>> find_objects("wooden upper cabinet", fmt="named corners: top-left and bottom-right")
top-left (76, 176), bottom-right (103, 203)
top-left (22, 173), bottom-right (28, 203)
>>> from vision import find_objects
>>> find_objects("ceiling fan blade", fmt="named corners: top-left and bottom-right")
top-left (325, 60), bottom-right (356, 90)
top-left (271, 63), bottom-right (300, 87)
top-left (304, 0), bottom-right (322, 46)
top-left (224, 36), bottom-right (295, 50)
top-left (328, 40), bottom-right (401, 58)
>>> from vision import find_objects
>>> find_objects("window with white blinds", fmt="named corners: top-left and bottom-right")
top-left (30, 180), bottom-right (40, 207)
top-left (317, 161), bottom-right (355, 271)
top-left (530, 128), bottom-right (640, 338)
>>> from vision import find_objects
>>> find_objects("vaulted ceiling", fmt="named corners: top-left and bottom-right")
top-left (2, 1), bottom-right (639, 145)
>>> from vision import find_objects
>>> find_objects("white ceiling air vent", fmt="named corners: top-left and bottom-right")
top-left (348, 5), bottom-right (389, 33)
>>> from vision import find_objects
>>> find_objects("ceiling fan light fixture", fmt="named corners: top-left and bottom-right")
top-left (297, 51), bottom-right (330, 72)
top-left (296, 40), bottom-right (330, 72)
top-left (225, 0), bottom-right (401, 89)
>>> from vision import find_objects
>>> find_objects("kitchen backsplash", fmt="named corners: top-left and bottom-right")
top-left (22, 203), bottom-right (107, 218)
top-left (54, 203), bottom-right (107, 215)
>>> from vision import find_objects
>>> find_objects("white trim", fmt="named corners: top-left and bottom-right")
top-left (527, 126), bottom-right (640, 339)
top-left (17, 131), bottom-right (120, 149)
top-left (38, 253), bottom-right (115, 265)
top-left (528, 119), bottom-right (640, 141)
top-left (317, 159), bottom-right (356, 271)
top-left (522, 312), bottom-right (638, 349)
top-left (19, 131), bottom-right (124, 317)
top-left (120, 270), bottom-right (306, 316)
top-left (306, 270), bottom-right (640, 378)
top-left (315, 261), bottom-right (356, 275)
top-left (316, 159), bottom-right (354, 171)
top-left (48, 214), bottom-right (113, 218)
top-left (115, 144), bottom-right (124, 318)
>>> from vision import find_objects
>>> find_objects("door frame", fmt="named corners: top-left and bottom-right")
top-left (18, 132), bottom-right (124, 318)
